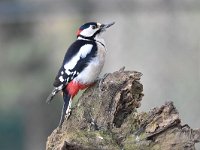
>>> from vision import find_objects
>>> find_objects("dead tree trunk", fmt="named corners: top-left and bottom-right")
top-left (46, 68), bottom-right (200, 150)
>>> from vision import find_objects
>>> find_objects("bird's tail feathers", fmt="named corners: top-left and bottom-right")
top-left (46, 88), bottom-right (59, 104)
top-left (59, 91), bottom-right (72, 126)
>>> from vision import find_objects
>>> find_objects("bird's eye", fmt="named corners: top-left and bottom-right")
top-left (91, 25), bottom-right (96, 29)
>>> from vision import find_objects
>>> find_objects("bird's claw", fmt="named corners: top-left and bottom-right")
top-left (98, 73), bottom-right (109, 92)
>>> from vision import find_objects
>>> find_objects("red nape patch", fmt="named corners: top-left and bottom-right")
top-left (76, 29), bottom-right (82, 36)
top-left (66, 81), bottom-right (94, 98)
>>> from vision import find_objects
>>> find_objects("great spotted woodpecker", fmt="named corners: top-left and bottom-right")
top-left (46, 22), bottom-right (115, 126)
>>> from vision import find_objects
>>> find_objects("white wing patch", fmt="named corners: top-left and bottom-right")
top-left (59, 76), bottom-right (64, 82)
top-left (64, 44), bottom-right (93, 74)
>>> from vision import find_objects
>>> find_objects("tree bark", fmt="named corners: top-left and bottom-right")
top-left (46, 68), bottom-right (200, 150)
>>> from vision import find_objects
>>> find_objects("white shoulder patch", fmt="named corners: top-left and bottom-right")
top-left (79, 44), bottom-right (93, 58)
top-left (64, 44), bottom-right (93, 74)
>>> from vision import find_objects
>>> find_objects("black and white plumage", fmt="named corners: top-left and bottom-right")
top-left (46, 22), bottom-right (115, 126)
top-left (54, 40), bottom-right (98, 87)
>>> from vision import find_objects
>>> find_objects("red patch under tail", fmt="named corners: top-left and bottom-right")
top-left (66, 81), bottom-right (95, 98)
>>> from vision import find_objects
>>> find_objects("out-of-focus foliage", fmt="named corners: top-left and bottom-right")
top-left (0, 0), bottom-right (200, 150)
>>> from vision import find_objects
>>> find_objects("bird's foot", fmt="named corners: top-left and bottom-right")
top-left (98, 73), bottom-right (109, 92)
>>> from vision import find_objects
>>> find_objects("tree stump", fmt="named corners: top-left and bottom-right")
top-left (46, 68), bottom-right (200, 150)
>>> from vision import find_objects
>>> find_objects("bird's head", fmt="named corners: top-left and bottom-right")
top-left (76, 22), bottom-right (115, 39)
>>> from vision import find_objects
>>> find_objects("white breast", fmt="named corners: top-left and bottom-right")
top-left (74, 41), bottom-right (106, 84)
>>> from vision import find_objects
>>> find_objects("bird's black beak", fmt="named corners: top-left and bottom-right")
top-left (100, 22), bottom-right (115, 30)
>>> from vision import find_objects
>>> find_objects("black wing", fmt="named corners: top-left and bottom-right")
top-left (53, 40), bottom-right (98, 88)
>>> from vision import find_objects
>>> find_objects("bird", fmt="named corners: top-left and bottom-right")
top-left (46, 21), bottom-right (115, 126)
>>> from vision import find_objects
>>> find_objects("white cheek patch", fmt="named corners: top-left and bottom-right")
top-left (97, 23), bottom-right (101, 27)
top-left (80, 26), bottom-right (98, 37)
top-left (64, 44), bottom-right (93, 74)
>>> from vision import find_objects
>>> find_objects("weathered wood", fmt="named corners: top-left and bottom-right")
top-left (46, 68), bottom-right (200, 150)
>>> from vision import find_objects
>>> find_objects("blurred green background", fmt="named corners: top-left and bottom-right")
top-left (0, 0), bottom-right (200, 149)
